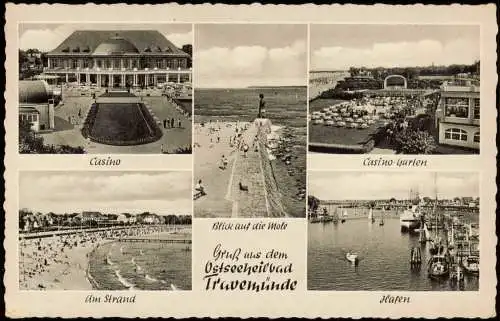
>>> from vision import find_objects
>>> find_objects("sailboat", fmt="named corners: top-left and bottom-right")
top-left (368, 208), bottom-right (375, 223)
top-left (379, 207), bottom-right (385, 226)
top-left (429, 174), bottom-right (444, 255)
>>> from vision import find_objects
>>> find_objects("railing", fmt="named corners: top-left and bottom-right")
top-left (44, 67), bottom-right (192, 73)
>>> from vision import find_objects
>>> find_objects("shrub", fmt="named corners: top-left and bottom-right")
top-left (393, 128), bottom-right (436, 154)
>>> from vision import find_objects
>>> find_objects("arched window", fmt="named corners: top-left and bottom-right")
top-left (444, 128), bottom-right (468, 141)
top-left (473, 132), bottom-right (480, 143)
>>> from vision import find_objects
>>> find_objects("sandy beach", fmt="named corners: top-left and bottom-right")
top-left (194, 119), bottom-right (297, 218)
top-left (19, 225), bottom-right (182, 290)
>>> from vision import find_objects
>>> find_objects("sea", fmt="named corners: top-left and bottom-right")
top-left (88, 240), bottom-right (191, 291)
top-left (195, 87), bottom-right (307, 217)
top-left (194, 87), bottom-right (307, 128)
top-left (308, 210), bottom-right (479, 291)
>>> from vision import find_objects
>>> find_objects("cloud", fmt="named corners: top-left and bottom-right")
top-left (19, 172), bottom-right (192, 215)
top-left (19, 28), bottom-right (73, 51)
top-left (163, 31), bottom-right (192, 48)
top-left (312, 38), bottom-right (479, 70)
top-left (308, 172), bottom-right (478, 200)
top-left (196, 40), bottom-right (306, 88)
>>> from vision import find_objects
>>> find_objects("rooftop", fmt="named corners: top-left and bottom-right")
top-left (48, 30), bottom-right (189, 57)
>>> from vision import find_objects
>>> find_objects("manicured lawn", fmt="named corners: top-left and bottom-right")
top-left (90, 103), bottom-right (154, 143)
top-left (309, 121), bottom-right (384, 146)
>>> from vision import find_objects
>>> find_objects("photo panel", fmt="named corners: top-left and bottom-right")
top-left (308, 24), bottom-right (480, 155)
top-left (193, 24), bottom-right (308, 218)
top-left (307, 171), bottom-right (480, 291)
top-left (18, 171), bottom-right (192, 291)
top-left (19, 23), bottom-right (193, 154)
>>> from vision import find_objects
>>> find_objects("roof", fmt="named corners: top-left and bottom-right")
top-left (48, 30), bottom-right (189, 57)
top-left (93, 36), bottom-right (140, 55)
top-left (19, 106), bottom-right (40, 114)
top-left (19, 80), bottom-right (52, 104)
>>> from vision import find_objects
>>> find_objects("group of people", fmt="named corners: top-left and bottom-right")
top-left (19, 225), bottom-right (173, 290)
top-left (163, 118), bottom-right (182, 129)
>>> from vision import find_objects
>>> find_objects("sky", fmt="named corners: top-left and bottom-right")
top-left (308, 172), bottom-right (479, 201)
top-left (195, 24), bottom-right (307, 88)
top-left (310, 24), bottom-right (480, 71)
top-left (19, 23), bottom-right (192, 51)
top-left (19, 171), bottom-right (192, 215)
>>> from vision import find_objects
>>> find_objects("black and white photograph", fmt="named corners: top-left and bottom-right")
top-left (19, 23), bottom-right (193, 154)
top-left (19, 171), bottom-right (192, 291)
top-left (193, 24), bottom-right (307, 218)
top-left (307, 171), bottom-right (479, 291)
top-left (309, 25), bottom-right (480, 155)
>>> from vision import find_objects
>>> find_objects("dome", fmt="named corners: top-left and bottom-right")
top-left (19, 80), bottom-right (52, 104)
top-left (93, 35), bottom-right (139, 55)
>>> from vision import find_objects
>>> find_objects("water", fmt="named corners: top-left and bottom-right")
top-left (194, 87), bottom-right (307, 128)
top-left (88, 241), bottom-right (191, 290)
top-left (308, 216), bottom-right (479, 291)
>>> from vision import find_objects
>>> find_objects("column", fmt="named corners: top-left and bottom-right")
top-left (121, 74), bottom-right (126, 87)
top-left (188, 72), bottom-right (192, 82)
top-left (109, 74), bottom-right (114, 87)
top-left (153, 74), bottom-right (158, 86)
top-left (47, 57), bottom-right (51, 69)
top-left (166, 73), bottom-right (169, 83)
top-left (65, 73), bottom-right (69, 83)
top-left (93, 58), bottom-right (97, 69)
top-left (129, 58), bottom-right (133, 70)
top-left (120, 59), bottom-right (124, 70)
top-left (97, 74), bottom-right (101, 88)
top-left (87, 73), bottom-right (90, 85)
top-left (177, 73), bottom-right (181, 83)
top-left (133, 74), bottom-right (137, 86)
top-left (76, 73), bottom-right (81, 85)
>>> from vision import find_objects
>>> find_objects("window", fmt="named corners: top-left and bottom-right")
top-left (97, 59), bottom-right (102, 68)
top-left (473, 98), bottom-right (480, 119)
top-left (444, 128), bottom-right (468, 141)
top-left (473, 132), bottom-right (480, 143)
top-left (445, 97), bottom-right (469, 118)
top-left (72, 59), bottom-right (78, 69)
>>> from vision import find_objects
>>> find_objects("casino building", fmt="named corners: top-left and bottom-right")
top-left (43, 30), bottom-right (192, 87)
top-left (435, 79), bottom-right (480, 150)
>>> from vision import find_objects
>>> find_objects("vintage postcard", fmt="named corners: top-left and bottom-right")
top-left (4, 3), bottom-right (497, 319)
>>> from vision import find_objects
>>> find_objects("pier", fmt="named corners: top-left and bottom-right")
top-left (194, 119), bottom-right (287, 218)
top-left (118, 238), bottom-right (191, 244)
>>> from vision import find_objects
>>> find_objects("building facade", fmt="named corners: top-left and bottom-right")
top-left (43, 30), bottom-right (192, 88)
top-left (436, 80), bottom-right (480, 150)
top-left (19, 80), bottom-right (55, 132)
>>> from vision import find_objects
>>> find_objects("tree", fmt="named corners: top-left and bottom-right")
top-left (393, 128), bottom-right (436, 154)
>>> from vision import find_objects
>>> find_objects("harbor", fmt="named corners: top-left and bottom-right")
top-left (307, 171), bottom-right (479, 291)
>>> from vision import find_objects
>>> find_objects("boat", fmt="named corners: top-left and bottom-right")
top-left (427, 254), bottom-right (449, 279)
top-left (346, 252), bottom-right (359, 265)
top-left (368, 208), bottom-right (375, 223)
top-left (400, 205), bottom-right (421, 231)
top-left (449, 264), bottom-right (465, 284)
top-left (462, 256), bottom-right (479, 275)
top-left (379, 207), bottom-right (385, 226)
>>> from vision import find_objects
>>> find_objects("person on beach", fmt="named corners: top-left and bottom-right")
top-left (170, 118), bottom-right (175, 128)
top-left (221, 154), bottom-right (228, 170)
top-left (163, 119), bottom-right (167, 129)
top-left (258, 93), bottom-right (266, 118)
top-left (178, 118), bottom-right (182, 128)
top-left (195, 179), bottom-right (206, 196)
top-left (243, 144), bottom-right (249, 157)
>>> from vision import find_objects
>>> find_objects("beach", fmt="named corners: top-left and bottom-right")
top-left (19, 225), bottom-right (191, 290)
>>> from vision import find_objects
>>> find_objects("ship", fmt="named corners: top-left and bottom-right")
top-left (400, 205), bottom-right (421, 231)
